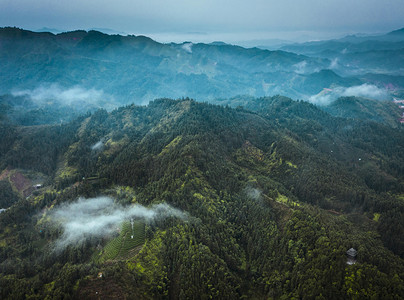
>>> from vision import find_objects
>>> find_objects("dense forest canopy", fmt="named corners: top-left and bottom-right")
top-left (0, 95), bottom-right (403, 299)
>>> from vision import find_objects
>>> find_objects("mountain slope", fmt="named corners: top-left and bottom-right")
top-left (1, 98), bottom-right (403, 299)
top-left (322, 96), bottom-right (402, 126)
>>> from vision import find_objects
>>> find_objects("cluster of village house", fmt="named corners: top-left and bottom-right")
top-left (393, 99), bottom-right (404, 124)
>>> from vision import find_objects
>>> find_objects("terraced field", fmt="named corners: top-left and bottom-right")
top-left (98, 220), bottom-right (145, 262)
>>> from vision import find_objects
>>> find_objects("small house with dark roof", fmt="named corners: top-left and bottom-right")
top-left (346, 248), bottom-right (357, 265)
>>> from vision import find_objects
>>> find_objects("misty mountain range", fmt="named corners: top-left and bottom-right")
top-left (1, 27), bottom-right (403, 108)
top-left (280, 28), bottom-right (404, 77)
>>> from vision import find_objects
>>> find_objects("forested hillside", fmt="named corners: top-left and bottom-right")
top-left (1, 97), bottom-right (403, 299)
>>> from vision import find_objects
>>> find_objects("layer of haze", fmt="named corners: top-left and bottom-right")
top-left (1, 0), bottom-right (403, 43)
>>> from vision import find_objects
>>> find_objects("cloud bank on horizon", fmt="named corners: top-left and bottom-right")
top-left (1, 0), bottom-right (403, 43)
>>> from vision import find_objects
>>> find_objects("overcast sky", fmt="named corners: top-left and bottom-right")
top-left (1, 0), bottom-right (403, 43)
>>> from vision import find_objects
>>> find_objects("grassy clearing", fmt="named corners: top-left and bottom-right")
top-left (96, 220), bottom-right (145, 262)
top-left (276, 192), bottom-right (300, 207)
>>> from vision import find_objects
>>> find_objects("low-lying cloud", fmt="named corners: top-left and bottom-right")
top-left (12, 84), bottom-right (116, 110)
top-left (308, 84), bottom-right (389, 106)
top-left (245, 186), bottom-right (262, 201)
top-left (91, 139), bottom-right (104, 151)
top-left (181, 42), bottom-right (193, 54)
top-left (329, 58), bottom-right (339, 69)
top-left (342, 84), bottom-right (387, 99)
top-left (293, 60), bottom-right (308, 74)
top-left (49, 196), bottom-right (188, 250)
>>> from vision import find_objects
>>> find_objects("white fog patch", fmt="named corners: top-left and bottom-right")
top-left (245, 186), bottom-right (262, 201)
top-left (308, 92), bottom-right (334, 106)
top-left (341, 84), bottom-right (387, 99)
top-left (329, 58), bottom-right (339, 69)
top-left (308, 84), bottom-right (388, 106)
top-left (12, 84), bottom-right (113, 107)
top-left (181, 42), bottom-right (193, 54)
top-left (50, 196), bottom-right (188, 250)
top-left (293, 60), bottom-right (308, 74)
top-left (91, 139), bottom-right (104, 151)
